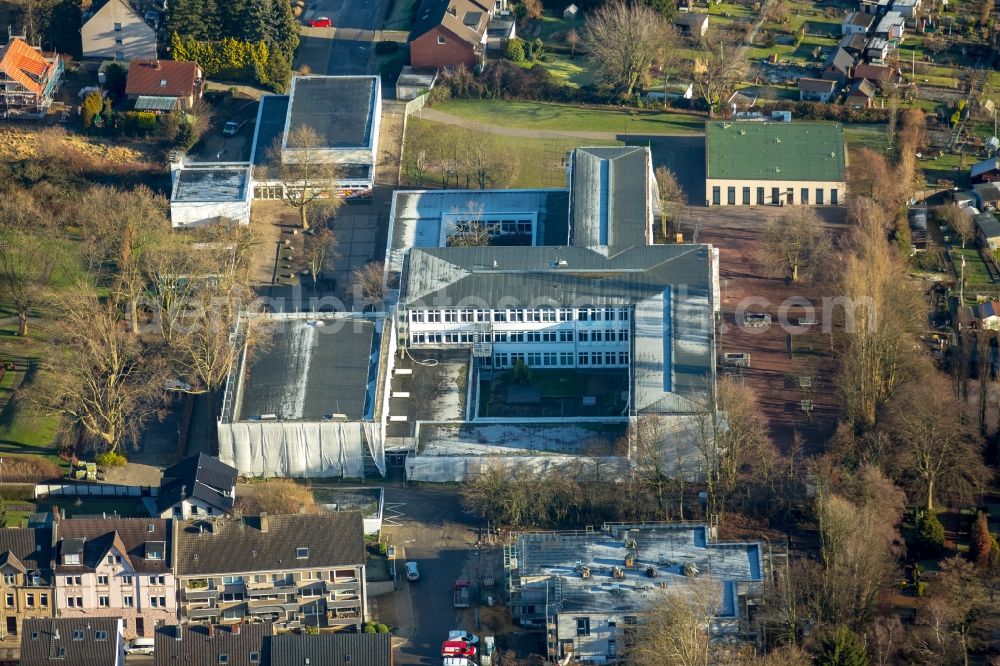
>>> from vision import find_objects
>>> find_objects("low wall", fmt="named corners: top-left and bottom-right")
top-left (35, 483), bottom-right (156, 499)
top-left (405, 454), bottom-right (629, 483)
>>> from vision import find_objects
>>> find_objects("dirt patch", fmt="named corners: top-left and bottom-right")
top-left (0, 127), bottom-right (159, 166)
top-left (693, 205), bottom-right (849, 452)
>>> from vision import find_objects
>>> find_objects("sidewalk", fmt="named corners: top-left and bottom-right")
top-left (371, 576), bottom-right (416, 648)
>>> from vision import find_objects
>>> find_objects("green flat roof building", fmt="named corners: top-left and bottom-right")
top-left (705, 121), bottom-right (847, 207)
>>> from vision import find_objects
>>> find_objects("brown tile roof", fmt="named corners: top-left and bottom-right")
top-left (0, 38), bottom-right (53, 95)
top-left (852, 63), bottom-right (897, 83)
top-left (125, 59), bottom-right (200, 98)
top-left (798, 77), bottom-right (837, 93)
top-left (54, 518), bottom-right (171, 574)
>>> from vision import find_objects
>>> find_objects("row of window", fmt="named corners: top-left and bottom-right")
top-left (63, 594), bottom-right (164, 608)
top-left (63, 574), bottom-right (165, 586)
top-left (189, 569), bottom-right (356, 589)
top-left (450, 219), bottom-right (532, 235)
top-left (31, 628), bottom-right (109, 642)
top-left (4, 592), bottom-right (47, 607)
top-left (711, 185), bottom-right (839, 206)
top-left (495, 351), bottom-right (630, 368)
top-left (411, 328), bottom-right (630, 345)
top-left (410, 308), bottom-right (630, 324)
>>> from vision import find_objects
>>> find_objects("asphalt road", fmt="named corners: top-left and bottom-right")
top-left (299, 0), bottom-right (392, 76)
top-left (381, 485), bottom-right (484, 666)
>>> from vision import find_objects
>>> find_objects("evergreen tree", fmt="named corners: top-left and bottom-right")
top-left (813, 625), bottom-right (869, 666)
top-left (969, 511), bottom-right (993, 568)
top-left (168, 0), bottom-right (219, 41)
top-left (0, 498), bottom-right (8, 529)
top-left (241, 0), bottom-right (271, 44)
top-left (218, 0), bottom-right (250, 40)
top-left (267, 0), bottom-right (299, 61)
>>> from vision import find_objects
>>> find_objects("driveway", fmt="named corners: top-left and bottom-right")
top-left (375, 485), bottom-right (489, 666)
top-left (295, 0), bottom-right (393, 76)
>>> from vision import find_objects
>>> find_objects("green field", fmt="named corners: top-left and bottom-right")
top-left (951, 247), bottom-right (994, 286)
top-left (843, 124), bottom-right (887, 151)
top-left (432, 99), bottom-right (705, 135)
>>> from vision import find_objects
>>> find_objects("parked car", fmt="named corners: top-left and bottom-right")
top-left (448, 630), bottom-right (479, 646)
top-left (222, 121), bottom-right (239, 137)
top-left (125, 637), bottom-right (155, 655)
top-left (405, 561), bottom-right (420, 581)
top-left (308, 16), bottom-right (332, 27)
top-left (386, 545), bottom-right (396, 559)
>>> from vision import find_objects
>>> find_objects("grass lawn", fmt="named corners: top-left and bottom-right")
top-left (432, 99), bottom-right (705, 134)
top-left (0, 398), bottom-right (64, 467)
top-left (951, 247), bottom-right (993, 286)
top-left (843, 124), bottom-right (887, 151)
top-left (922, 152), bottom-right (970, 189)
top-left (523, 52), bottom-right (594, 88)
top-left (405, 117), bottom-right (622, 188)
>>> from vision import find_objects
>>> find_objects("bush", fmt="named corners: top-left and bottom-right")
top-left (913, 510), bottom-right (945, 557)
top-left (119, 111), bottom-right (159, 137)
top-left (504, 38), bottom-right (526, 62)
top-left (375, 623), bottom-right (390, 634)
top-left (813, 625), bottom-right (869, 666)
top-left (361, 621), bottom-right (377, 634)
top-left (236, 478), bottom-right (318, 515)
top-left (377, 542), bottom-right (388, 555)
top-left (374, 40), bottom-right (399, 54)
top-left (81, 92), bottom-right (103, 129)
top-left (95, 450), bottom-right (127, 467)
top-left (0, 458), bottom-right (62, 483)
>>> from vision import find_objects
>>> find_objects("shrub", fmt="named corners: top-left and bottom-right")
top-left (813, 625), bottom-right (869, 666)
top-left (375, 623), bottom-right (390, 634)
top-left (0, 458), bottom-right (61, 483)
top-left (969, 511), bottom-right (993, 567)
top-left (504, 38), bottom-right (526, 62)
top-left (0, 485), bottom-right (39, 502)
top-left (236, 478), bottom-right (317, 515)
top-left (361, 621), bottom-right (377, 633)
top-left (81, 92), bottom-right (103, 129)
top-left (95, 451), bottom-right (127, 467)
top-left (119, 111), bottom-right (159, 137)
top-left (374, 40), bottom-right (399, 55)
top-left (377, 542), bottom-right (388, 555)
top-left (913, 510), bottom-right (945, 557)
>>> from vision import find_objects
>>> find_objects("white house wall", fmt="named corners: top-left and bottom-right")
top-left (170, 199), bottom-right (251, 228)
top-left (705, 178), bottom-right (846, 206)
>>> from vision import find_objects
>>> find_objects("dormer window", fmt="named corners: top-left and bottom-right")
top-left (146, 541), bottom-right (164, 560)
top-left (2, 573), bottom-right (15, 585)
top-left (159, 79), bottom-right (167, 87)
top-left (114, 22), bottom-right (122, 31)
top-left (72, 629), bottom-right (84, 641)
top-left (296, 547), bottom-right (309, 559)
top-left (63, 554), bottom-right (80, 565)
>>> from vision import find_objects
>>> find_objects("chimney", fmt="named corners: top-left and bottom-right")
top-left (259, 513), bottom-right (268, 533)
top-left (208, 624), bottom-right (215, 638)
top-left (154, 60), bottom-right (160, 70)
top-left (174, 625), bottom-right (183, 641)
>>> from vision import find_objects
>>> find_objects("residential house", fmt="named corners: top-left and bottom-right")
top-left (846, 78), bottom-right (877, 109)
top-left (153, 624), bottom-right (394, 666)
top-left (124, 59), bottom-right (203, 111)
top-left (409, 0), bottom-right (490, 69)
top-left (822, 47), bottom-right (855, 85)
top-left (838, 33), bottom-right (869, 57)
top-left (975, 301), bottom-right (1000, 330)
top-left (156, 453), bottom-right (237, 520)
top-left (705, 121), bottom-right (846, 206)
top-left (0, 38), bottom-right (63, 117)
top-left (842, 11), bottom-right (875, 35)
top-left (865, 37), bottom-right (891, 63)
top-left (673, 12), bottom-right (709, 37)
top-left (507, 524), bottom-right (765, 663)
top-left (971, 156), bottom-right (1000, 184)
top-left (860, 0), bottom-right (891, 13)
top-left (80, 0), bottom-right (156, 61)
top-left (892, 0), bottom-right (921, 19)
top-left (54, 518), bottom-right (175, 638)
top-left (975, 211), bottom-right (1000, 250)
top-left (973, 181), bottom-right (1000, 209)
top-left (798, 77), bottom-right (838, 103)
top-left (21, 617), bottom-right (125, 666)
top-left (852, 62), bottom-right (900, 89)
top-left (173, 513), bottom-right (366, 630)
top-left (875, 11), bottom-right (905, 40)
top-left (0, 528), bottom-right (53, 641)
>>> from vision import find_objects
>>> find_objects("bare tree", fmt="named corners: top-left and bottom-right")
top-left (522, 0), bottom-right (543, 20)
top-left (582, 1), bottom-right (668, 98)
top-left (884, 370), bottom-right (988, 511)
top-left (351, 261), bottom-right (389, 309)
top-left (693, 32), bottom-right (748, 117)
top-left (142, 232), bottom-right (212, 343)
top-left (565, 28), bottom-right (579, 57)
top-left (461, 131), bottom-right (519, 189)
top-left (627, 579), bottom-right (719, 666)
top-left (907, 557), bottom-right (991, 664)
top-left (0, 188), bottom-right (68, 336)
top-left (654, 165), bottom-right (687, 241)
top-left (302, 226), bottom-right (338, 292)
top-left (935, 205), bottom-right (974, 249)
top-left (446, 201), bottom-right (492, 246)
top-left (759, 207), bottom-right (832, 282)
top-left (29, 285), bottom-right (169, 452)
top-left (268, 125), bottom-right (341, 230)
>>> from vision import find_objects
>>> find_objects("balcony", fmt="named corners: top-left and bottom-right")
top-left (327, 581), bottom-right (360, 592)
top-left (327, 597), bottom-right (362, 610)
top-left (248, 602), bottom-right (299, 616)
top-left (183, 588), bottom-right (219, 602)
top-left (187, 606), bottom-right (220, 620)
top-left (248, 584), bottom-right (297, 598)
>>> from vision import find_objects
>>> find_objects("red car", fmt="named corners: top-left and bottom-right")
top-left (308, 16), bottom-right (332, 27)
top-left (441, 640), bottom-right (476, 658)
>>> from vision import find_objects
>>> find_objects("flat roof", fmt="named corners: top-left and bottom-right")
top-left (285, 76), bottom-right (378, 150)
top-left (236, 316), bottom-right (379, 421)
top-left (251, 94), bottom-right (290, 166)
top-left (172, 166), bottom-right (250, 202)
top-left (511, 524), bottom-right (763, 615)
top-left (706, 121), bottom-right (846, 183)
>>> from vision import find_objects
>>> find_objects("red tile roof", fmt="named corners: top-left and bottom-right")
top-left (125, 59), bottom-right (200, 98)
top-left (0, 38), bottom-right (53, 95)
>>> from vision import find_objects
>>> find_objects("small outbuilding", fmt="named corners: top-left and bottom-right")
top-left (563, 3), bottom-right (578, 19)
top-left (169, 162), bottom-right (252, 228)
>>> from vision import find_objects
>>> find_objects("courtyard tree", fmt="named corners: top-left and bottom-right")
top-left (268, 125), bottom-right (341, 230)
top-left (461, 130), bottom-right (519, 189)
top-left (0, 188), bottom-right (69, 336)
top-left (760, 207), bottom-right (831, 282)
top-left (884, 370), bottom-right (987, 511)
top-left (693, 32), bottom-right (748, 117)
top-left (351, 261), bottom-right (389, 309)
top-left (31, 285), bottom-right (170, 453)
top-left (654, 165), bottom-right (687, 241)
top-left (627, 579), bottom-right (717, 666)
top-left (582, 1), bottom-right (669, 98)
top-left (302, 226), bottom-right (338, 292)
top-left (446, 201), bottom-right (492, 246)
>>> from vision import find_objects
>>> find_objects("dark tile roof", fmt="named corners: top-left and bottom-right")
top-left (154, 624), bottom-right (271, 666)
top-left (21, 618), bottom-right (121, 666)
top-left (824, 47), bottom-right (855, 76)
top-left (125, 59), bottom-right (199, 98)
top-left (0, 527), bottom-right (53, 582)
top-left (54, 518), bottom-right (171, 574)
top-left (849, 78), bottom-right (877, 99)
top-left (269, 633), bottom-right (392, 666)
top-left (174, 513), bottom-right (365, 576)
top-left (157, 453), bottom-right (237, 514)
top-left (852, 63), bottom-right (897, 83)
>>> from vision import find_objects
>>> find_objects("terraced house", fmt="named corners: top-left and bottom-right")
top-left (53, 518), bottom-right (175, 638)
top-left (0, 527), bottom-right (53, 641)
top-left (173, 513), bottom-right (366, 631)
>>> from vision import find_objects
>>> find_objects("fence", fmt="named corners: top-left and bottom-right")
top-left (34, 484), bottom-right (157, 499)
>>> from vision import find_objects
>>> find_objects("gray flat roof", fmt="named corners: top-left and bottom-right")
top-left (252, 94), bottom-right (290, 166)
top-left (511, 524), bottom-right (763, 615)
top-left (173, 167), bottom-right (249, 202)
top-left (236, 317), bottom-right (379, 421)
top-left (569, 146), bottom-right (651, 256)
top-left (286, 76), bottom-right (378, 149)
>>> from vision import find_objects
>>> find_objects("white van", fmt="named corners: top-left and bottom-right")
top-left (125, 637), bottom-right (155, 655)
